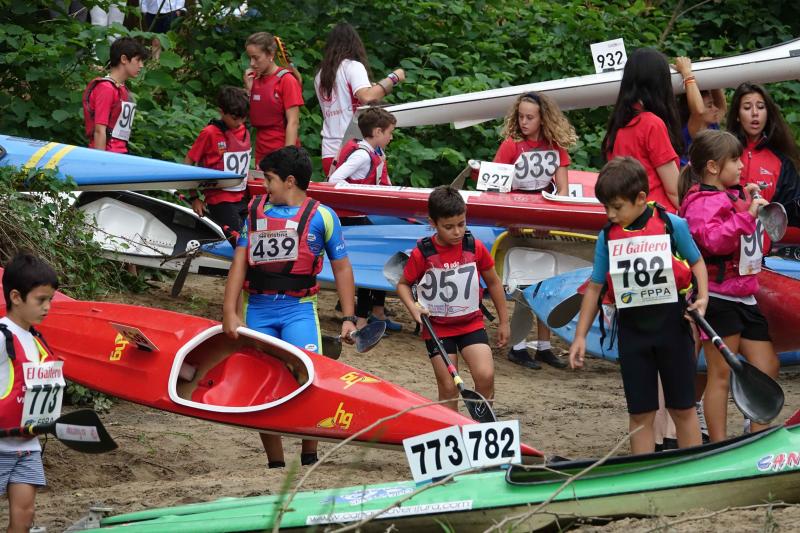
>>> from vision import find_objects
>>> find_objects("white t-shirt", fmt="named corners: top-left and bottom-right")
top-left (0, 317), bottom-right (42, 452)
top-left (314, 59), bottom-right (371, 158)
top-left (328, 140), bottom-right (378, 183)
top-left (141, 0), bottom-right (185, 14)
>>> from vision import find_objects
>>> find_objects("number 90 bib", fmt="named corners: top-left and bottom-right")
top-left (249, 228), bottom-right (299, 264)
top-left (609, 234), bottom-right (678, 308)
top-left (418, 263), bottom-right (480, 317)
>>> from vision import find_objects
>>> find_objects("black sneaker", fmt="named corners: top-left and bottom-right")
top-left (508, 348), bottom-right (541, 369)
top-left (534, 349), bottom-right (567, 369)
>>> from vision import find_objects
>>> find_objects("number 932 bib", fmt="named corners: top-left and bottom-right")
top-left (609, 234), bottom-right (677, 308)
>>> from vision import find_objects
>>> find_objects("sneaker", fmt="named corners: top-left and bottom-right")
top-left (368, 314), bottom-right (402, 332)
top-left (695, 401), bottom-right (708, 434)
top-left (661, 437), bottom-right (679, 451)
top-left (301, 452), bottom-right (318, 466)
top-left (701, 432), bottom-right (710, 444)
top-left (507, 348), bottom-right (541, 369)
top-left (534, 349), bottom-right (567, 369)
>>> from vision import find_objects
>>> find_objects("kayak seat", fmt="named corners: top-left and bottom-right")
top-left (190, 347), bottom-right (299, 408)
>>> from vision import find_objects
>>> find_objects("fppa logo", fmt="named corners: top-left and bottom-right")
top-left (620, 292), bottom-right (634, 305)
top-left (756, 451), bottom-right (800, 472)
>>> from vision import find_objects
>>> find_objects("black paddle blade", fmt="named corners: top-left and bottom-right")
top-left (547, 293), bottom-right (583, 328)
top-left (462, 389), bottom-right (497, 423)
top-left (46, 409), bottom-right (117, 454)
top-left (170, 255), bottom-right (193, 297)
top-left (509, 300), bottom-right (534, 346)
top-left (353, 321), bottom-right (386, 353)
top-left (321, 335), bottom-right (342, 360)
top-left (383, 251), bottom-right (410, 286)
top-left (731, 362), bottom-right (785, 425)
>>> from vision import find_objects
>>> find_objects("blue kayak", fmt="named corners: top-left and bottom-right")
top-left (202, 224), bottom-right (507, 292)
top-left (0, 134), bottom-right (241, 191)
top-left (765, 256), bottom-right (800, 280)
top-left (523, 267), bottom-right (800, 369)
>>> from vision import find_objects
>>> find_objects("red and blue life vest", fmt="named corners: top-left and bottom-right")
top-left (0, 325), bottom-right (53, 429)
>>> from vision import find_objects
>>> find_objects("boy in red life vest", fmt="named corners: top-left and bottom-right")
top-left (396, 186), bottom-right (509, 412)
top-left (568, 157), bottom-right (708, 455)
top-left (82, 37), bottom-right (149, 153)
top-left (328, 107), bottom-right (394, 186)
top-left (329, 107), bottom-right (400, 332)
top-left (0, 254), bottom-right (60, 533)
top-left (222, 146), bottom-right (356, 469)
top-left (184, 86), bottom-right (252, 242)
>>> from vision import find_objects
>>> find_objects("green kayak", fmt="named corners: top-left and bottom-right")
top-left (79, 412), bottom-right (800, 532)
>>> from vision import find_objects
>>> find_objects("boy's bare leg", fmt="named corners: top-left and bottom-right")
top-left (259, 433), bottom-right (284, 464)
top-left (430, 355), bottom-right (459, 411)
top-left (460, 343), bottom-right (495, 402)
top-left (7, 483), bottom-right (36, 533)
top-left (668, 406), bottom-right (702, 448)
top-left (301, 440), bottom-right (318, 455)
top-left (629, 411), bottom-right (657, 454)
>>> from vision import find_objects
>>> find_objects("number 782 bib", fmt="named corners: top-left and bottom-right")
top-left (608, 234), bottom-right (678, 308)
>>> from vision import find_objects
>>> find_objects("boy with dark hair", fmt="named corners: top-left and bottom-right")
top-left (0, 253), bottom-right (60, 533)
top-left (185, 86), bottom-right (252, 241)
top-left (329, 107), bottom-right (400, 331)
top-left (396, 185), bottom-right (510, 412)
top-left (569, 156), bottom-right (708, 454)
top-left (82, 36), bottom-right (149, 153)
top-left (222, 145), bottom-right (356, 469)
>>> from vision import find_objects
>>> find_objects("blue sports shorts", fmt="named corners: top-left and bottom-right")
top-left (245, 294), bottom-right (322, 354)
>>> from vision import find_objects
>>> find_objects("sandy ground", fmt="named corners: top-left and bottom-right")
top-left (4, 274), bottom-right (799, 531)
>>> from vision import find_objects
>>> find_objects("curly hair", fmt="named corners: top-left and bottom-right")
top-left (500, 92), bottom-right (577, 149)
top-left (317, 22), bottom-right (371, 100)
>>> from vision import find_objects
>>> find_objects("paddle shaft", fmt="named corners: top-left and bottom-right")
top-left (689, 309), bottom-right (742, 371)
top-left (0, 425), bottom-right (38, 439)
top-left (419, 313), bottom-right (468, 394)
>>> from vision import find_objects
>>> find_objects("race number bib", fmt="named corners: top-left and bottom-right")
top-left (418, 263), bottom-right (480, 318)
top-left (476, 162), bottom-right (514, 193)
top-left (21, 361), bottom-right (65, 427)
top-left (110, 101), bottom-right (136, 141)
top-left (249, 228), bottom-right (299, 264)
top-left (223, 151), bottom-right (251, 177)
top-left (513, 150), bottom-right (559, 191)
top-left (739, 220), bottom-right (764, 275)
top-left (609, 234), bottom-right (677, 308)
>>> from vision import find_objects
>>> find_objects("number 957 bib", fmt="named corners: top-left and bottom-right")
top-left (249, 228), bottom-right (299, 264)
top-left (609, 234), bottom-right (678, 308)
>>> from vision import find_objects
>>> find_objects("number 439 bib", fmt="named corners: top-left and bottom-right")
top-left (249, 228), bottom-right (299, 264)
top-left (609, 234), bottom-right (677, 308)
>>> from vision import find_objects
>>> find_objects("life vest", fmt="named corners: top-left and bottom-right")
top-left (330, 139), bottom-right (391, 185)
top-left (0, 325), bottom-right (54, 429)
top-left (416, 232), bottom-right (483, 325)
top-left (686, 184), bottom-right (769, 283)
top-left (207, 120), bottom-right (251, 192)
top-left (244, 196), bottom-right (323, 297)
top-left (82, 76), bottom-right (134, 143)
top-left (741, 139), bottom-right (781, 202)
top-left (249, 68), bottom-right (292, 129)
top-left (603, 203), bottom-right (694, 304)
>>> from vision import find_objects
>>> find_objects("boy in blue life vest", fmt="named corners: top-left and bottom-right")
top-left (222, 146), bottom-right (357, 469)
top-left (0, 254), bottom-right (60, 533)
top-left (185, 86), bottom-right (252, 242)
top-left (329, 107), bottom-right (401, 332)
top-left (568, 157), bottom-right (708, 454)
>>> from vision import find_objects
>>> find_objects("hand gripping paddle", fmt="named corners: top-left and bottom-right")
top-left (321, 321), bottom-right (387, 359)
top-left (0, 409), bottom-right (118, 454)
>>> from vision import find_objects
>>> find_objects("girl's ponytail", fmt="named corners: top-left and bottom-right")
top-left (678, 163), bottom-right (699, 204)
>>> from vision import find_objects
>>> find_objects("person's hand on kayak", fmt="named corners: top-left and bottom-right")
top-left (568, 337), bottom-right (586, 369)
top-left (223, 311), bottom-right (244, 339)
top-left (340, 321), bottom-right (356, 344)
top-left (496, 320), bottom-right (510, 348)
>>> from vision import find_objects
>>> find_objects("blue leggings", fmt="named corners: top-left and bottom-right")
top-left (245, 295), bottom-right (322, 354)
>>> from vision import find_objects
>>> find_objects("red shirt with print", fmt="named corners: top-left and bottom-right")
top-left (84, 80), bottom-right (130, 154)
top-left (402, 235), bottom-right (494, 339)
top-left (186, 123), bottom-right (249, 205)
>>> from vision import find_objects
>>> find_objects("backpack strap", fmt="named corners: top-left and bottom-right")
top-left (84, 76), bottom-right (121, 123)
top-left (280, 198), bottom-right (318, 275)
top-left (0, 324), bottom-right (15, 361)
top-left (462, 231), bottom-right (475, 252)
top-left (417, 236), bottom-right (437, 258)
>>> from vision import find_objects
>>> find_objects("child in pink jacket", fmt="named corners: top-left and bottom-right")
top-left (678, 129), bottom-right (779, 442)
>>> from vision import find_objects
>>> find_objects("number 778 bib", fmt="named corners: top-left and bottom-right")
top-left (608, 234), bottom-right (678, 308)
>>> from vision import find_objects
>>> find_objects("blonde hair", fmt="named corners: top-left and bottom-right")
top-left (501, 92), bottom-right (577, 149)
top-left (245, 32), bottom-right (277, 55)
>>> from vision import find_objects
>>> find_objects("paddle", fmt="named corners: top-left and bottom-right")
top-left (547, 292), bottom-right (583, 328)
top-left (320, 321), bottom-right (387, 359)
top-left (689, 309), bottom-right (784, 425)
top-left (383, 251), bottom-right (410, 287)
top-left (170, 241), bottom-right (201, 298)
top-left (508, 289), bottom-right (534, 345)
top-left (753, 191), bottom-right (788, 242)
top-left (0, 409), bottom-right (117, 454)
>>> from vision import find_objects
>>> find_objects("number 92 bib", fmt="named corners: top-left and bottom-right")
top-left (609, 234), bottom-right (678, 308)
top-left (418, 263), bottom-right (480, 317)
top-left (249, 228), bottom-right (299, 264)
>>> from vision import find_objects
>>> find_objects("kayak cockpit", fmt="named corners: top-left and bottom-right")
top-left (168, 326), bottom-right (314, 413)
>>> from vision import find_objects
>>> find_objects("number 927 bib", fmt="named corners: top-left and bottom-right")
top-left (609, 234), bottom-right (678, 308)
top-left (249, 228), bottom-right (299, 264)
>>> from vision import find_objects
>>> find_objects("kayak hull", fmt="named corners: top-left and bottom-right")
top-left (88, 417), bottom-right (800, 531)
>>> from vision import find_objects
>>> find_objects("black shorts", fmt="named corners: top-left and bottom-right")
top-left (206, 198), bottom-right (248, 243)
top-left (424, 328), bottom-right (489, 359)
top-left (703, 296), bottom-right (771, 341)
top-left (617, 302), bottom-right (696, 414)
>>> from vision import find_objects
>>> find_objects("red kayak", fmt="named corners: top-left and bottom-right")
top-left (0, 278), bottom-right (541, 458)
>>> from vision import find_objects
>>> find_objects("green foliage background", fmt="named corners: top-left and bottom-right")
top-left (2, 0), bottom-right (800, 187)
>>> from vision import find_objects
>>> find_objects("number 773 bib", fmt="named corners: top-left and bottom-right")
top-left (21, 361), bottom-right (65, 427)
top-left (608, 234), bottom-right (678, 308)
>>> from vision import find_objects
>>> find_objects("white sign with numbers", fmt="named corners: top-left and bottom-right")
top-left (608, 234), bottom-right (677, 308)
top-left (111, 101), bottom-right (136, 141)
top-left (739, 220), bottom-right (764, 275)
top-left (590, 38), bottom-right (627, 74)
top-left (476, 161), bottom-right (514, 193)
top-left (21, 361), bottom-right (65, 427)
top-left (403, 421), bottom-right (521, 483)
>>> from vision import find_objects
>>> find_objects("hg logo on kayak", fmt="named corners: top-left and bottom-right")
top-left (340, 371), bottom-right (380, 390)
top-left (109, 334), bottom-right (130, 361)
top-left (317, 402), bottom-right (353, 430)
top-left (757, 452), bottom-right (800, 472)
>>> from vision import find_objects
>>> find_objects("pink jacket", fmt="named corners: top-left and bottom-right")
top-left (679, 185), bottom-right (759, 297)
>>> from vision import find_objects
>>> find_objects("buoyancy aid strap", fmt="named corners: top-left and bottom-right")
top-left (248, 195), bottom-right (269, 235)
top-left (280, 199), bottom-right (318, 275)
top-left (246, 272), bottom-right (317, 291)
top-left (0, 324), bottom-right (15, 362)
top-left (30, 327), bottom-right (49, 362)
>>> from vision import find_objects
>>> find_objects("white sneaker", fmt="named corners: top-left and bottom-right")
top-left (743, 418), bottom-right (752, 434)
top-left (695, 402), bottom-right (708, 434)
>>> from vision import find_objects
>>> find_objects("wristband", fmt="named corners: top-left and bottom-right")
top-left (377, 79), bottom-right (393, 95)
top-left (682, 75), bottom-right (696, 88)
top-left (341, 315), bottom-right (358, 325)
top-left (387, 72), bottom-right (400, 85)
